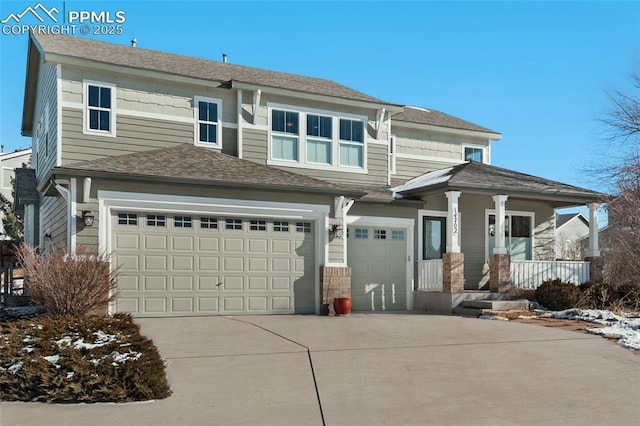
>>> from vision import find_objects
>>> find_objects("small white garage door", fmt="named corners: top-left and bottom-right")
top-left (348, 226), bottom-right (407, 311)
top-left (113, 212), bottom-right (315, 316)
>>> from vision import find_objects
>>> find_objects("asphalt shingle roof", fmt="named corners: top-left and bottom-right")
top-left (33, 33), bottom-right (385, 104)
top-left (55, 144), bottom-right (361, 195)
top-left (395, 161), bottom-right (603, 202)
top-left (556, 213), bottom-right (588, 229)
top-left (392, 106), bottom-right (499, 134)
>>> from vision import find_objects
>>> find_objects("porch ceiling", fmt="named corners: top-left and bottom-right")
top-left (392, 162), bottom-right (605, 206)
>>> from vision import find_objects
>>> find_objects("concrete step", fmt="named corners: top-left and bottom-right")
top-left (451, 306), bottom-right (490, 317)
top-left (462, 300), bottom-right (533, 311)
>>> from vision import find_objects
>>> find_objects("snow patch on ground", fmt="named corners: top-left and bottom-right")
top-left (56, 331), bottom-right (117, 350)
top-left (547, 309), bottom-right (640, 351)
top-left (479, 315), bottom-right (509, 321)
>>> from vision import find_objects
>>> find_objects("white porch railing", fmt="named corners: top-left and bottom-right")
top-left (418, 259), bottom-right (443, 291)
top-left (510, 260), bottom-right (590, 289)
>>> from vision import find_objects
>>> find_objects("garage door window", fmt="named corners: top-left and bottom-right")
top-left (296, 222), bottom-right (311, 233)
top-left (274, 221), bottom-right (289, 232)
top-left (392, 230), bottom-right (404, 240)
top-left (226, 218), bottom-right (242, 230)
top-left (374, 229), bottom-right (386, 240)
top-left (200, 217), bottom-right (218, 229)
top-left (355, 228), bottom-right (368, 239)
top-left (250, 220), bottom-right (267, 231)
top-left (175, 216), bottom-right (192, 228)
top-left (147, 215), bottom-right (166, 227)
top-left (118, 213), bottom-right (137, 225)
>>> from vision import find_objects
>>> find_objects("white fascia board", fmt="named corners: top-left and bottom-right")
top-left (0, 149), bottom-right (32, 161)
top-left (97, 191), bottom-right (330, 218)
top-left (232, 81), bottom-right (403, 113)
top-left (392, 120), bottom-right (502, 140)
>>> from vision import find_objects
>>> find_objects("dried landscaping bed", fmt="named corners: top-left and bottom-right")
top-left (0, 313), bottom-right (171, 403)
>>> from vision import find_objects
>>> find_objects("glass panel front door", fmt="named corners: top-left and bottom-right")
top-left (423, 216), bottom-right (446, 260)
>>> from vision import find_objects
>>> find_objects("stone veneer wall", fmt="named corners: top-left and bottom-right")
top-left (443, 253), bottom-right (465, 293)
top-left (320, 266), bottom-right (351, 315)
top-left (490, 254), bottom-right (511, 293)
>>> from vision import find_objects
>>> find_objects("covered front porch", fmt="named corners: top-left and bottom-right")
top-left (392, 162), bottom-right (604, 314)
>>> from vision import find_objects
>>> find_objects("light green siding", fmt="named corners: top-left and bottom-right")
top-left (40, 194), bottom-right (67, 248)
top-left (33, 61), bottom-right (58, 185)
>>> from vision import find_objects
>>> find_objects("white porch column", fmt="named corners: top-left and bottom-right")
top-left (492, 195), bottom-right (509, 254)
top-left (445, 191), bottom-right (461, 253)
top-left (587, 202), bottom-right (601, 257)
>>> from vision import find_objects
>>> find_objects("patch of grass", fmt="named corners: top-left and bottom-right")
top-left (0, 313), bottom-right (171, 403)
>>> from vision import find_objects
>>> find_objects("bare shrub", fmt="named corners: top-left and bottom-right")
top-left (17, 244), bottom-right (119, 316)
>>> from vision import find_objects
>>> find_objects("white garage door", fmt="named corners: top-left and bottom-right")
top-left (348, 226), bottom-right (407, 311)
top-left (113, 212), bottom-right (316, 316)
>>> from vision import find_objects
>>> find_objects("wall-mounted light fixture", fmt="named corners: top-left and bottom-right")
top-left (82, 210), bottom-right (95, 227)
top-left (330, 223), bottom-right (344, 239)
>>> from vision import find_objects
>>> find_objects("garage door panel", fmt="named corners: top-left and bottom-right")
top-left (199, 257), bottom-right (219, 271)
top-left (172, 236), bottom-right (194, 251)
top-left (144, 298), bottom-right (167, 313)
top-left (172, 298), bottom-right (193, 312)
top-left (144, 255), bottom-right (167, 271)
top-left (224, 238), bottom-right (243, 252)
top-left (144, 235), bottom-right (167, 250)
top-left (116, 234), bottom-right (139, 250)
top-left (114, 213), bottom-right (315, 316)
top-left (144, 276), bottom-right (167, 291)
top-left (248, 239), bottom-right (268, 253)
top-left (116, 254), bottom-right (139, 271)
top-left (172, 276), bottom-right (194, 291)
top-left (198, 276), bottom-right (221, 290)
top-left (198, 237), bottom-right (219, 252)
top-left (198, 297), bottom-right (219, 312)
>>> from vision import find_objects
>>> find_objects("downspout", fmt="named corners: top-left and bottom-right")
top-left (53, 178), bottom-right (74, 252)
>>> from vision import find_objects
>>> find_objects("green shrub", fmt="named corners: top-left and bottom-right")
top-left (0, 313), bottom-right (171, 403)
top-left (534, 278), bottom-right (581, 311)
top-left (17, 244), bottom-right (119, 316)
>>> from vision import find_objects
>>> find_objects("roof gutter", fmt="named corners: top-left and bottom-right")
top-left (47, 167), bottom-right (367, 198)
top-left (231, 81), bottom-right (404, 113)
top-left (391, 120), bottom-right (502, 140)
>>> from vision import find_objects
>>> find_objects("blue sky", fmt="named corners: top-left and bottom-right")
top-left (1, 0), bottom-right (639, 211)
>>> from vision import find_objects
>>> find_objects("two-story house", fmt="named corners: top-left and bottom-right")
top-left (19, 33), bottom-right (603, 316)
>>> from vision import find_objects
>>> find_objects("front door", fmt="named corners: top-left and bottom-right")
top-left (423, 216), bottom-right (446, 260)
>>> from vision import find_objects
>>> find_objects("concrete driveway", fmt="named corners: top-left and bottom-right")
top-left (1, 313), bottom-right (639, 425)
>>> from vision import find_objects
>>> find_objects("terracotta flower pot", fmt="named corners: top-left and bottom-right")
top-left (333, 297), bottom-right (352, 316)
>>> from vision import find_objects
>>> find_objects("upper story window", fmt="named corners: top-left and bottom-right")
top-left (464, 146), bottom-right (484, 163)
top-left (339, 119), bottom-right (364, 168)
top-left (84, 80), bottom-right (116, 136)
top-left (196, 97), bottom-right (222, 147)
top-left (306, 114), bottom-right (332, 164)
top-left (268, 103), bottom-right (367, 172)
top-left (271, 109), bottom-right (299, 161)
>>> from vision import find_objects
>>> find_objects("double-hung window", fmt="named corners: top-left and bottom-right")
top-left (84, 81), bottom-right (115, 136)
top-left (339, 119), bottom-right (364, 167)
top-left (306, 114), bottom-right (332, 164)
top-left (196, 97), bottom-right (222, 146)
top-left (271, 109), bottom-right (299, 161)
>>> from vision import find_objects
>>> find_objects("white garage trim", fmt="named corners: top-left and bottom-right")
top-left (345, 215), bottom-right (415, 309)
top-left (98, 191), bottom-right (330, 315)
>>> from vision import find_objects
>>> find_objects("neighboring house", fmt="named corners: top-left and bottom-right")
top-left (555, 212), bottom-right (589, 260)
top-left (0, 148), bottom-right (32, 238)
top-left (19, 33), bottom-right (604, 317)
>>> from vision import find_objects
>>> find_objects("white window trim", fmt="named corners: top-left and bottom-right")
top-left (462, 144), bottom-right (487, 164)
top-left (417, 209), bottom-right (462, 261)
top-left (82, 80), bottom-right (117, 137)
top-left (267, 102), bottom-right (368, 174)
top-left (194, 96), bottom-right (223, 149)
top-left (485, 209), bottom-right (536, 261)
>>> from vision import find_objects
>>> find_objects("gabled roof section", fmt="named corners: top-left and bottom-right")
top-left (31, 33), bottom-right (392, 105)
top-left (51, 144), bottom-right (363, 196)
top-left (556, 213), bottom-right (589, 230)
top-left (392, 106), bottom-right (501, 137)
top-left (393, 161), bottom-right (604, 204)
